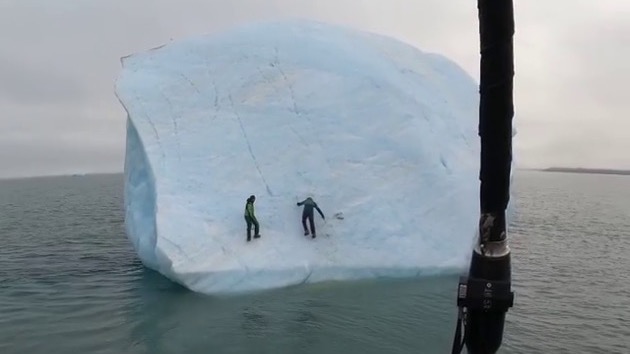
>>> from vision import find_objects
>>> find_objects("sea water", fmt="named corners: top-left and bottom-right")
top-left (0, 171), bottom-right (628, 353)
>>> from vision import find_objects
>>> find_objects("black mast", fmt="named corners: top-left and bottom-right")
top-left (451, 0), bottom-right (515, 353)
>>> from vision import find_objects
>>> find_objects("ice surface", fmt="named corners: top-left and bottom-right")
top-left (115, 19), bottom-right (495, 295)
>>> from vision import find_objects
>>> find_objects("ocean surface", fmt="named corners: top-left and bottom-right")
top-left (1, 170), bottom-right (628, 353)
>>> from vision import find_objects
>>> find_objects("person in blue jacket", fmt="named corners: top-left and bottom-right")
top-left (296, 197), bottom-right (325, 238)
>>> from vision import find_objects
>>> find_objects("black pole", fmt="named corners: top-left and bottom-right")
top-left (451, 0), bottom-right (515, 353)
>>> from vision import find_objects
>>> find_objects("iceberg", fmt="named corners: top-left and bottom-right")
top-left (115, 19), bottom-right (484, 295)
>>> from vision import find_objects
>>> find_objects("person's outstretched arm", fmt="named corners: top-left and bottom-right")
top-left (315, 204), bottom-right (325, 219)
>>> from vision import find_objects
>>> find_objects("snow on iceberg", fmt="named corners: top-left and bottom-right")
top-left (115, 19), bottom-right (484, 295)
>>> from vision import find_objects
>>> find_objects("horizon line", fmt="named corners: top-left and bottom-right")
top-left (3, 165), bottom-right (630, 181)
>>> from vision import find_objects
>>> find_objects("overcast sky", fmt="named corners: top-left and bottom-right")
top-left (1, 0), bottom-right (628, 178)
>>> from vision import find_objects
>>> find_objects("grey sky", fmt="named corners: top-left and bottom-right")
top-left (1, 0), bottom-right (628, 178)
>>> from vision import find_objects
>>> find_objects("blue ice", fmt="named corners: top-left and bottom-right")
top-left (115, 19), bottom-right (491, 295)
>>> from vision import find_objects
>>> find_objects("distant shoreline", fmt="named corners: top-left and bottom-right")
top-left (540, 167), bottom-right (630, 176)
top-left (0, 172), bottom-right (122, 181)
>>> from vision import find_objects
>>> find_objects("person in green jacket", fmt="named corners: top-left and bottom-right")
top-left (244, 195), bottom-right (260, 242)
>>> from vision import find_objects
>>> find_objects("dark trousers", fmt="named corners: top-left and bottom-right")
top-left (302, 212), bottom-right (315, 236)
top-left (245, 215), bottom-right (259, 240)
